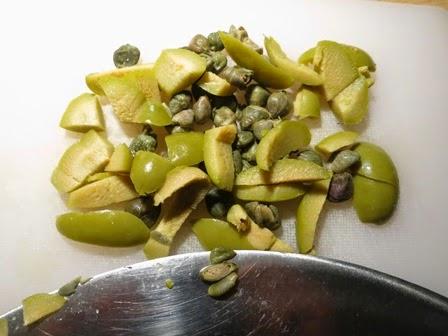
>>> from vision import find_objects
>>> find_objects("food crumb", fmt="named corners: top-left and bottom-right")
top-left (165, 279), bottom-right (174, 289)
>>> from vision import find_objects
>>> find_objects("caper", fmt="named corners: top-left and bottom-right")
top-left (188, 34), bottom-right (209, 54)
top-left (211, 52), bottom-right (228, 73)
top-left (165, 279), bottom-right (174, 289)
top-left (205, 187), bottom-right (234, 218)
top-left (168, 91), bottom-right (193, 115)
top-left (213, 106), bottom-right (236, 127)
top-left (171, 125), bottom-right (191, 134)
top-left (113, 44), bottom-right (140, 68)
top-left (172, 109), bottom-right (194, 127)
top-left (58, 276), bottom-right (82, 297)
top-left (330, 149), bottom-right (360, 173)
top-left (200, 52), bottom-right (214, 71)
top-left (220, 66), bottom-right (253, 89)
top-left (241, 142), bottom-right (257, 163)
top-left (267, 91), bottom-right (291, 118)
top-left (125, 197), bottom-right (161, 229)
top-left (233, 150), bottom-right (243, 174)
top-left (328, 172), bottom-right (354, 202)
top-left (239, 105), bottom-right (270, 129)
top-left (229, 25), bottom-right (248, 41)
top-left (293, 150), bottom-right (323, 167)
top-left (236, 131), bottom-right (255, 149)
top-left (200, 262), bottom-right (238, 282)
top-left (129, 134), bottom-right (157, 156)
top-left (210, 247), bottom-right (237, 264)
top-left (208, 32), bottom-right (224, 51)
top-left (208, 272), bottom-right (238, 297)
top-left (252, 119), bottom-right (274, 140)
top-left (193, 96), bottom-right (212, 124)
top-left (246, 85), bottom-right (270, 107)
top-left (241, 159), bottom-right (253, 171)
top-left (244, 202), bottom-right (281, 230)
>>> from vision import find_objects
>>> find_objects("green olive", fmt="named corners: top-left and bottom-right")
top-left (293, 88), bottom-right (320, 119)
top-left (234, 183), bottom-right (306, 202)
top-left (165, 132), bottom-right (204, 166)
top-left (353, 142), bottom-right (398, 186)
top-left (0, 318), bottom-right (7, 334)
top-left (22, 293), bottom-right (66, 326)
top-left (353, 175), bottom-right (398, 223)
top-left (56, 211), bottom-right (150, 247)
top-left (130, 151), bottom-right (174, 194)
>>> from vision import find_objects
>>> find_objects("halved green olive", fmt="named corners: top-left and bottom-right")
top-left (353, 175), bottom-right (398, 223)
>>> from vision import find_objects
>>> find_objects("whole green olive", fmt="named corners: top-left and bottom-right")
top-left (205, 187), bottom-right (234, 218)
top-left (113, 44), bottom-right (140, 68)
top-left (129, 134), bottom-right (157, 156)
top-left (353, 142), bottom-right (398, 185)
top-left (353, 175), bottom-right (398, 223)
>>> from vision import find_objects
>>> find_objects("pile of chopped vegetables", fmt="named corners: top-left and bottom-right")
top-left (52, 25), bottom-right (398, 259)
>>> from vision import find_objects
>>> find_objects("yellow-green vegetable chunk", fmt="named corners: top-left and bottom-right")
top-left (264, 36), bottom-right (322, 86)
top-left (165, 132), bottom-right (204, 167)
top-left (353, 175), bottom-right (398, 223)
top-left (59, 93), bottom-right (105, 132)
top-left (154, 48), bottom-right (206, 97)
top-left (22, 293), bottom-right (66, 326)
top-left (104, 143), bottom-right (133, 173)
top-left (0, 319), bottom-right (7, 336)
top-left (197, 71), bottom-right (236, 96)
top-left (353, 142), bottom-right (399, 186)
top-left (134, 102), bottom-right (172, 126)
top-left (314, 40), bottom-right (359, 101)
top-left (130, 151), bottom-right (174, 195)
top-left (256, 120), bottom-right (311, 171)
top-left (296, 178), bottom-right (331, 253)
top-left (219, 32), bottom-right (294, 89)
top-left (203, 124), bottom-right (237, 191)
top-left (330, 76), bottom-right (369, 125)
top-left (67, 175), bottom-right (138, 209)
top-left (236, 159), bottom-right (330, 186)
top-left (293, 88), bottom-right (321, 119)
top-left (234, 183), bottom-right (306, 202)
top-left (315, 131), bottom-right (359, 157)
top-left (56, 210), bottom-right (150, 246)
top-left (86, 172), bottom-right (114, 183)
top-left (51, 130), bottom-right (113, 193)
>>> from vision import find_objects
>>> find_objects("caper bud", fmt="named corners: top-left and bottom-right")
top-left (241, 159), bottom-right (253, 171)
top-left (244, 202), bottom-right (281, 230)
top-left (267, 91), bottom-right (291, 118)
top-left (168, 91), bottom-right (193, 115)
top-left (293, 150), bottom-right (323, 167)
top-left (220, 66), bottom-right (254, 89)
top-left (193, 96), bottom-right (212, 124)
top-left (246, 85), bottom-right (270, 107)
top-left (207, 32), bottom-right (224, 51)
top-left (233, 150), bottom-right (243, 174)
top-left (210, 247), bottom-right (236, 264)
top-left (58, 276), bottom-right (82, 297)
top-left (170, 126), bottom-right (191, 134)
top-left (188, 34), bottom-right (209, 54)
top-left (172, 109), bottom-right (194, 127)
top-left (229, 25), bottom-right (249, 41)
top-left (328, 172), bottom-right (354, 203)
top-left (241, 142), bottom-right (257, 163)
top-left (200, 262), bottom-right (238, 282)
top-left (211, 52), bottom-right (227, 73)
top-left (236, 131), bottom-right (255, 149)
top-left (205, 187), bottom-right (234, 218)
top-left (330, 150), bottom-right (360, 173)
top-left (113, 44), bottom-right (140, 68)
top-left (125, 196), bottom-right (161, 229)
top-left (213, 106), bottom-right (236, 127)
top-left (129, 134), bottom-right (157, 156)
top-left (239, 105), bottom-right (270, 129)
top-left (207, 272), bottom-right (238, 298)
top-left (252, 119), bottom-right (274, 140)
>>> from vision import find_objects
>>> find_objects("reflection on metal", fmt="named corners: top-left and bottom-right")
top-left (2, 251), bottom-right (448, 335)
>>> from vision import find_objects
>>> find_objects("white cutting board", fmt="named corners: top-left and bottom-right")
top-left (0, 0), bottom-right (447, 313)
